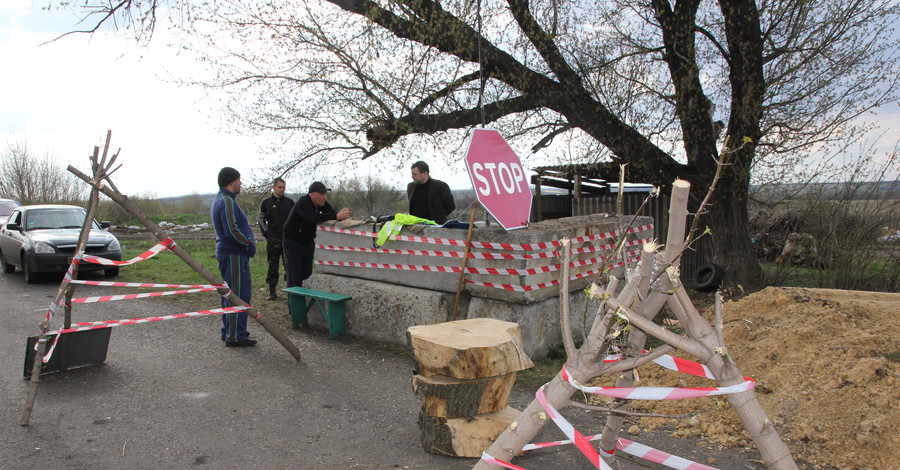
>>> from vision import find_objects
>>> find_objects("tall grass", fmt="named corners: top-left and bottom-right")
top-left (117, 238), bottom-right (270, 286)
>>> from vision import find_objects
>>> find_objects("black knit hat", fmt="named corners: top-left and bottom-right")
top-left (218, 167), bottom-right (241, 188)
top-left (308, 181), bottom-right (331, 194)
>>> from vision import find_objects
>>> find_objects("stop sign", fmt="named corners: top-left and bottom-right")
top-left (464, 128), bottom-right (532, 230)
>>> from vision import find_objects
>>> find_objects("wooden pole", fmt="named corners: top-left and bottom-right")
top-left (19, 152), bottom-right (102, 426)
top-left (450, 201), bottom-right (479, 321)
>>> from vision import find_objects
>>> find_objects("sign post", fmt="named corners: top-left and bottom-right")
top-left (464, 128), bottom-right (533, 230)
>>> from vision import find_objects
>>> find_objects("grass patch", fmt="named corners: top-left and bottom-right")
top-left (516, 356), bottom-right (566, 389)
top-left (117, 238), bottom-right (269, 285)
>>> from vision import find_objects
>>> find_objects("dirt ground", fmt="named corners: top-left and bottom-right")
top-left (590, 287), bottom-right (899, 470)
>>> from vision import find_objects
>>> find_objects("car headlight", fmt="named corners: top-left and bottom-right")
top-left (34, 242), bottom-right (56, 254)
top-left (107, 239), bottom-right (121, 251)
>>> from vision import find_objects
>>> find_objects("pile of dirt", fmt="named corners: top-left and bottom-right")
top-left (591, 287), bottom-right (899, 469)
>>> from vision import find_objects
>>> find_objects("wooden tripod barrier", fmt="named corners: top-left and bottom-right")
top-left (67, 162), bottom-right (302, 362)
top-left (408, 318), bottom-right (533, 457)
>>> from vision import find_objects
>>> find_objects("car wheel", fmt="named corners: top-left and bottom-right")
top-left (104, 267), bottom-right (120, 277)
top-left (22, 255), bottom-right (39, 284)
top-left (0, 249), bottom-right (14, 273)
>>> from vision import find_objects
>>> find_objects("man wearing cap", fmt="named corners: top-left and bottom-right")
top-left (258, 177), bottom-right (294, 300)
top-left (211, 167), bottom-right (257, 348)
top-left (282, 182), bottom-right (351, 288)
top-left (407, 160), bottom-right (455, 224)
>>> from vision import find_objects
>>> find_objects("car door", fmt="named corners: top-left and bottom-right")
top-left (0, 209), bottom-right (24, 265)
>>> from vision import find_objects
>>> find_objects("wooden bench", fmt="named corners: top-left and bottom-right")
top-left (283, 287), bottom-right (352, 338)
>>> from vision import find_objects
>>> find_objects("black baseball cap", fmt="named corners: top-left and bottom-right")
top-left (308, 181), bottom-right (331, 194)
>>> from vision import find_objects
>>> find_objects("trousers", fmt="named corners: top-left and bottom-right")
top-left (216, 253), bottom-right (252, 342)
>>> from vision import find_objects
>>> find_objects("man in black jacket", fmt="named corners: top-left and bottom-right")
top-left (282, 181), bottom-right (351, 288)
top-left (407, 161), bottom-right (455, 224)
top-left (258, 178), bottom-right (294, 300)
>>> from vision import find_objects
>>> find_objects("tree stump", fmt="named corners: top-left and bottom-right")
top-left (408, 318), bottom-right (533, 457)
top-left (412, 372), bottom-right (516, 418)
top-left (418, 406), bottom-right (522, 457)
top-left (407, 318), bottom-right (534, 379)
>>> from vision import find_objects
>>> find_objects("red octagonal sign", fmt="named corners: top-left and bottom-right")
top-left (464, 129), bottom-right (532, 230)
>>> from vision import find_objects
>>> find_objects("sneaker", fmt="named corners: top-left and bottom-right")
top-left (225, 339), bottom-right (257, 348)
top-left (266, 293), bottom-right (278, 301)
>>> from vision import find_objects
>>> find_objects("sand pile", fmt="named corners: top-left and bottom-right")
top-left (591, 287), bottom-right (899, 469)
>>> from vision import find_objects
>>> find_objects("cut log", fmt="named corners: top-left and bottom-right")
top-left (412, 372), bottom-right (516, 418)
top-left (407, 318), bottom-right (534, 379)
top-left (418, 406), bottom-right (521, 457)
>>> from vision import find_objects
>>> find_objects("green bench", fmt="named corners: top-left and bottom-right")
top-left (283, 287), bottom-right (352, 338)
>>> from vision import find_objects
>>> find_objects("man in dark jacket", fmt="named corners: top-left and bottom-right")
top-left (407, 161), bottom-right (455, 224)
top-left (211, 167), bottom-right (257, 348)
top-left (282, 181), bottom-right (351, 288)
top-left (258, 178), bottom-right (294, 300)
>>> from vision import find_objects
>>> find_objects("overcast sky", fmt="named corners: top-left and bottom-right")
top-left (2, 2), bottom-right (897, 200)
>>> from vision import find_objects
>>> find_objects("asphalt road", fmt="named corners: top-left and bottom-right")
top-left (0, 269), bottom-right (765, 470)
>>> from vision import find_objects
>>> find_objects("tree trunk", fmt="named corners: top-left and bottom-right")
top-left (694, 164), bottom-right (763, 288)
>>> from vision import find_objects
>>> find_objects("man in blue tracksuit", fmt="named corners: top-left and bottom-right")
top-left (211, 167), bottom-right (257, 347)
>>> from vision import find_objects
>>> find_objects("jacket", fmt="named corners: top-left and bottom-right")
top-left (258, 194), bottom-right (295, 240)
top-left (406, 177), bottom-right (455, 224)
top-left (282, 194), bottom-right (338, 245)
top-left (211, 189), bottom-right (256, 257)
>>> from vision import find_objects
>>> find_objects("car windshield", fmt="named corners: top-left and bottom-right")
top-left (0, 201), bottom-right (18, 217)
top-left (23, 208), bottom-right (98, 231)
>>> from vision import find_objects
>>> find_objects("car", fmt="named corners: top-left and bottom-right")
top-left (0, 204), bottom-right (122, 283)
top-left (0, 198), bottom-right (20, 222)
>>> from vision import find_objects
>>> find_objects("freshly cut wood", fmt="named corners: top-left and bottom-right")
top-left (418, 406), bottom-right (521, 457)
top-left (407, 318), bottom-right (534, 379)
top-left (412, 372), bottom-right (516, 418)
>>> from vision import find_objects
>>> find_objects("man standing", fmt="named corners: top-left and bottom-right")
top-left (407, 160), bottom-right (455, 224)
top-left (258, 178), bottom-right (294, 300)
top-left (211, 167), bottom-right (257, 348)
top-left (282, 182), bottom-right (351, 288)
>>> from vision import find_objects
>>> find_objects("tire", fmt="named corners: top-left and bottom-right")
top-left (22, 255), bottom-right (39, 284)
top-left (0, 249), bottom-right (14, 273)
top-left (104, 267), bottom-right (120, 277)
top-left (693, 263), bottom-right (724, 292)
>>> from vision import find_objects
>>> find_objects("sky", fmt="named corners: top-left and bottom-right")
top-left (1, 2), bottom-right (897, 200)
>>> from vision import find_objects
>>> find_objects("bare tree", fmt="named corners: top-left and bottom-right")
top-left (330, 175), bottom-right (407, 219)
top-left (40, 0), bottom-right (900, 287)
top-left (0, 140), bottom-right (87, 205)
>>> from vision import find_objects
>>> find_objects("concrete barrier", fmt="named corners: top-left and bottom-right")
top-left (304, 214), bottom-right (653, 359)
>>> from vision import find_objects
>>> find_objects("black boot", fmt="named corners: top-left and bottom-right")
top-left (266, 286), bottom-right (277, 301)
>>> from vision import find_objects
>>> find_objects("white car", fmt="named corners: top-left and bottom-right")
top-left (0, 205), bottom-right (121, 283)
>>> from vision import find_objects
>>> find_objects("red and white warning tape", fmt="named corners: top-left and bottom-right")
top-left (318, 238), bottom-right (649, 261)
top-left (480, 354), bottom-right (753, 469)
top-left (66, 279), bottom-right (227, 289)
top-left (318, 224), bottom-right (653, 250)
top-left (316, 252), bottom-right (641, 279)
top-left (561, 363), bottom-right (755, 400)
top-left (41, 305), bottom-right (251, 363)
top-left (71, 287), bottom-right (220, 304)
top-left (464, 257), bottom-right (637, 292)
top-left (79, 237), bottom-right (177, 266)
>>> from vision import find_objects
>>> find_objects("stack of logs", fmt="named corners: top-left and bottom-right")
top-left (408, 318), bottom-right (535, 457)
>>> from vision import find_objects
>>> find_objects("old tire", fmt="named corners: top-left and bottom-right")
top-left (693, 263), bottom-right (724, 292)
